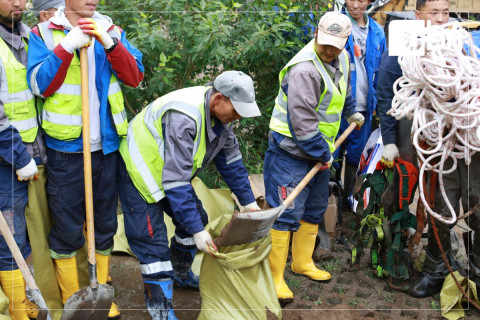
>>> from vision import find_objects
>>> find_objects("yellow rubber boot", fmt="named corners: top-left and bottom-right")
top-left (0, 269), bottom-right (29, 320)
top-left (291, 220), bottom-right (331, 281)
top-left (268, 229), bottom-right (293, 301)
top-left (96, 253), bottom-right (120, 320)
top-left (53, 257), bottom-right (80, 305)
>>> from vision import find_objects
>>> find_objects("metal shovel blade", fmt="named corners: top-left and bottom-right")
top-left (215, 205), bottom-right (286, 247)
top-left (60, 284), bottom-right (114, 320)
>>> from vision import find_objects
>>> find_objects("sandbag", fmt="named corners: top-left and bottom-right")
top-left (198, 214), bottom-right (282, 320)
top-left (0, 286), bottom-right (11, 319)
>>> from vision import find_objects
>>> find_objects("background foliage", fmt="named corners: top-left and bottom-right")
top-left (28, 0), bottom-right (331, 187)
top-left (96, 0), bottom-right (331, 187)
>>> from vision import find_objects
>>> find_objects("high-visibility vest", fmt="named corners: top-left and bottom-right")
top-left (0, 37), bottom-right (38, 142)
top-left (120, 86), bottom-right (208, 203)
top-left (37, 22), bottom-right (128, 140)
top-left (270, 40), bottom-right (349, 153)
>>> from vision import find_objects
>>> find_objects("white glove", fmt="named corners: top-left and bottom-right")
top-left (60, 26), bottom-right (92, 53)
top-left (16, 159), bottom-right (38, 181)
top-left (243, 201), bottom-right (261, 212)
top-left (381, 144), bottom-right (400, 168)
top-left (78, 18), bottom-right (115, 50)
top-left (325, 155), bottom-right (333, 169)
top-left (347, 112), bottom-right (365, 128)
top-left (193, 230), bottom-right (216, 253)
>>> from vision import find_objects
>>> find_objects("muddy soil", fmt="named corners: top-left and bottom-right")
top-left (110, 208), bottom-right (480, 319)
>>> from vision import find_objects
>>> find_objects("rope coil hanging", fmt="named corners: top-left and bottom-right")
top-left (388, 22), bottom-right (480, 225)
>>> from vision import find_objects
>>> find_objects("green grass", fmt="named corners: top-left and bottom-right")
top-left (312, 283), bottom-right (323, 291)
top-left (319, 257), bottom-right (341, 272)
top-left (431, 300), bottom-right (441, 312)
top-left (335, 285), bottom-right (346, 295)
top-left (348, 299), bottom-right (364, 307)
top-left (285, 276), bottom-right (303, 290)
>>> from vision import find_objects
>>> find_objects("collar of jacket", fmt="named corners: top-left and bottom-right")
top-left (0, 22), bottom-right (29, 49)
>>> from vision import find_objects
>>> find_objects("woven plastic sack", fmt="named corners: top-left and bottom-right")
top-left (0, 286), bottom-right (11, 319)
top-left (198, 214), bottom-right (282, 320)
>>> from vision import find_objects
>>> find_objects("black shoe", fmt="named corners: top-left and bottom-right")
top-left (409, 272), bottom-right (445, 298)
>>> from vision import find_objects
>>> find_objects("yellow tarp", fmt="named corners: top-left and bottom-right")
top-left (0, 286), bottom-right (10, 319)
top-left (198, 214), bottom-right (282, 320)
top-left (440, 271), bottom-right (479, 320)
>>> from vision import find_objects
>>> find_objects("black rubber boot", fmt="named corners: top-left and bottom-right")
top-left (409, 272), bottom-right (445, 298)
top-left (170, 237), bottom-right (199, 289)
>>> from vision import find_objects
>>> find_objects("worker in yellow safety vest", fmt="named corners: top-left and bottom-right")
top-left (27, 0), bottom-right (144, 318)
top-left (117, 71), bottom-right (262, 319)
top-left (264, 11), bottom-right (364, 302)
top-left (0, 0), bottom-right (44, 318)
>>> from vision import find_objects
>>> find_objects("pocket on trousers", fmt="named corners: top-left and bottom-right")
top-left (46, 183), bottom-right (58, 196)
top-left (270, 173), bottom-right (295, 210)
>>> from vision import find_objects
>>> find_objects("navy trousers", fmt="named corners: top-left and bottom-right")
top-left (47, 148), bottom-right (118, 257)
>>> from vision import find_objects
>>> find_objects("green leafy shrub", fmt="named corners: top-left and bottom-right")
top-left (97, 0), bottom-right (330, 186)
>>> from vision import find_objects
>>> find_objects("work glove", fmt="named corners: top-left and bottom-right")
top-left (381, 144), bottom-right (400, 168)
top-left (60, 26), bottom-right (92, 52)
top-left (16, 159), bottom-right (38, 181)
top-left (347, 112), bottom-right (365, 129)
top-left (324, 155), bottom-right (334, 169)
top-left (243, 201), bottom-right (261, 212)
top-left (78, 18), bottom-right (115, 50)
top-left (193, 230), bottom-right (217, 254)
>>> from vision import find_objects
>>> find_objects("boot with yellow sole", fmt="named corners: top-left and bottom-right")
top-left (0, 269), bottom-right (29, 320)
top-left (291, 220), bottom-right (331, 281)
top-left (53, 256), bottom-right (80, 305)
top-left (268, 229), bottom-right (293, 301)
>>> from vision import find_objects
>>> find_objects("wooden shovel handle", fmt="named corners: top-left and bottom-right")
top-left (80, 47), bottom-right (95, 266)
top-left (283, 122), bottom-right (357, 208)
top-left (0, 211), bottom-right (38, 290)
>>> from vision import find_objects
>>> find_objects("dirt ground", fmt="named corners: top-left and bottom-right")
top-left (108, 207), bottom-right (480, 320)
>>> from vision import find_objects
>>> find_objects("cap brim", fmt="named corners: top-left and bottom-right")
top-left (231, 99), bottom-right (261, 118)
top-left (317, 33), bottom-right (348, 50)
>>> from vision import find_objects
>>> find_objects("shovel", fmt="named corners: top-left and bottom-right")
top-left (0, 210), bottom-right (51, 320)
top-left (215, 122), bottom-right (358, 248)
top-left (60, 47), bottom-right (114, 320)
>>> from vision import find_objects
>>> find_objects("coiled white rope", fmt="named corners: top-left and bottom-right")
top-left (387, 22), bottom-right (480, 225)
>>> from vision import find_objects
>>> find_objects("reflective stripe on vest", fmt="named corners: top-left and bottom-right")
top-left (0, 38), bottom-right (38, 142)
top-left (119, 86), bottom-right (208, 203)
top-left (37, 22), bottom-right (128, 140)
top-left (269, 40), bottom-right (349, 152)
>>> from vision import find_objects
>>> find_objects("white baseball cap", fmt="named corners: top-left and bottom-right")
top-left (213, 71), bottom-right (261, 118)
top-left (317, 12), bottom-right (352, 49)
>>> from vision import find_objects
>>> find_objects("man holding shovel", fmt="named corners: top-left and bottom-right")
top-left (265, 11), bottom-right (364, 301)
top-left (0, 0), bottom-right (44, 318)
top-left (27, 0), bottom-right (144, 318)
top-left (117, 70), bottom-right (261, 319)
